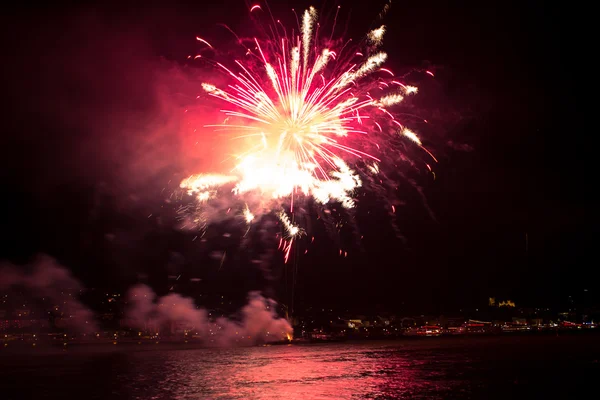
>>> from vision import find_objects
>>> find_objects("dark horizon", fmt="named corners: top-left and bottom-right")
top-left (0, 0), bottom-right (589, 315)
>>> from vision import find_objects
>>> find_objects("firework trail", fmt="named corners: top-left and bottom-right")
top-left (179, 3), bottom-right (436, 261)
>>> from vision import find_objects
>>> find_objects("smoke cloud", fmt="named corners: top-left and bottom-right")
top-left (3, 7), bottom-right (235, 206)
top-left (0, 255), bottom-right (97, 333)
top-left (124, 284), bottom-right (292, 346)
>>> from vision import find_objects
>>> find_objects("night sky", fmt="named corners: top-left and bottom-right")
top-left (1, 1), bottom-right (589, 314)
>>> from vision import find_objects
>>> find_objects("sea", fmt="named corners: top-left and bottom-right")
top-left (1, 334), bottom-right (598, 399)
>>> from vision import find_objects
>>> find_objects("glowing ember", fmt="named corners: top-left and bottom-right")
top-left (243, 205), bottom-right (255, 224)
top-left (367, 25), bottom-right (386, 46)
top-left (402, 128), bottom-right (422, 146)
top-left (181, 174), bottom-right (238, 202)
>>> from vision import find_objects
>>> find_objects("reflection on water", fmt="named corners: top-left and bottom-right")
top-left (122, 345), bottom-right (424, 399)
top-left (2, 335), bottom-right (599, 399)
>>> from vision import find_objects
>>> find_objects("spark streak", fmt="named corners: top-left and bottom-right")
top-left (196, 37), bottom-right (214, 49)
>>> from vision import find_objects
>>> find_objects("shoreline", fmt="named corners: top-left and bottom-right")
top-left (2, 329), bottom-right (598, 354)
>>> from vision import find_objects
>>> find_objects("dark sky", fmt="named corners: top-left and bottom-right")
top-left (0, 0), bottom-right (589, 314)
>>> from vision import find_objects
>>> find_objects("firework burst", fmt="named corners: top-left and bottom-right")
top-left (179, 4), bottom-right (436, 261)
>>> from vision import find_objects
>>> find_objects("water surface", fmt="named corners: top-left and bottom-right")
top-left (2, 335), bottom-right (598, 399)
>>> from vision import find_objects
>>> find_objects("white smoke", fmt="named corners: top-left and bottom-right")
top-left (0, 255), bottom-right (97, 333)
top-left (123, 284), bottom-right (292, 346)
